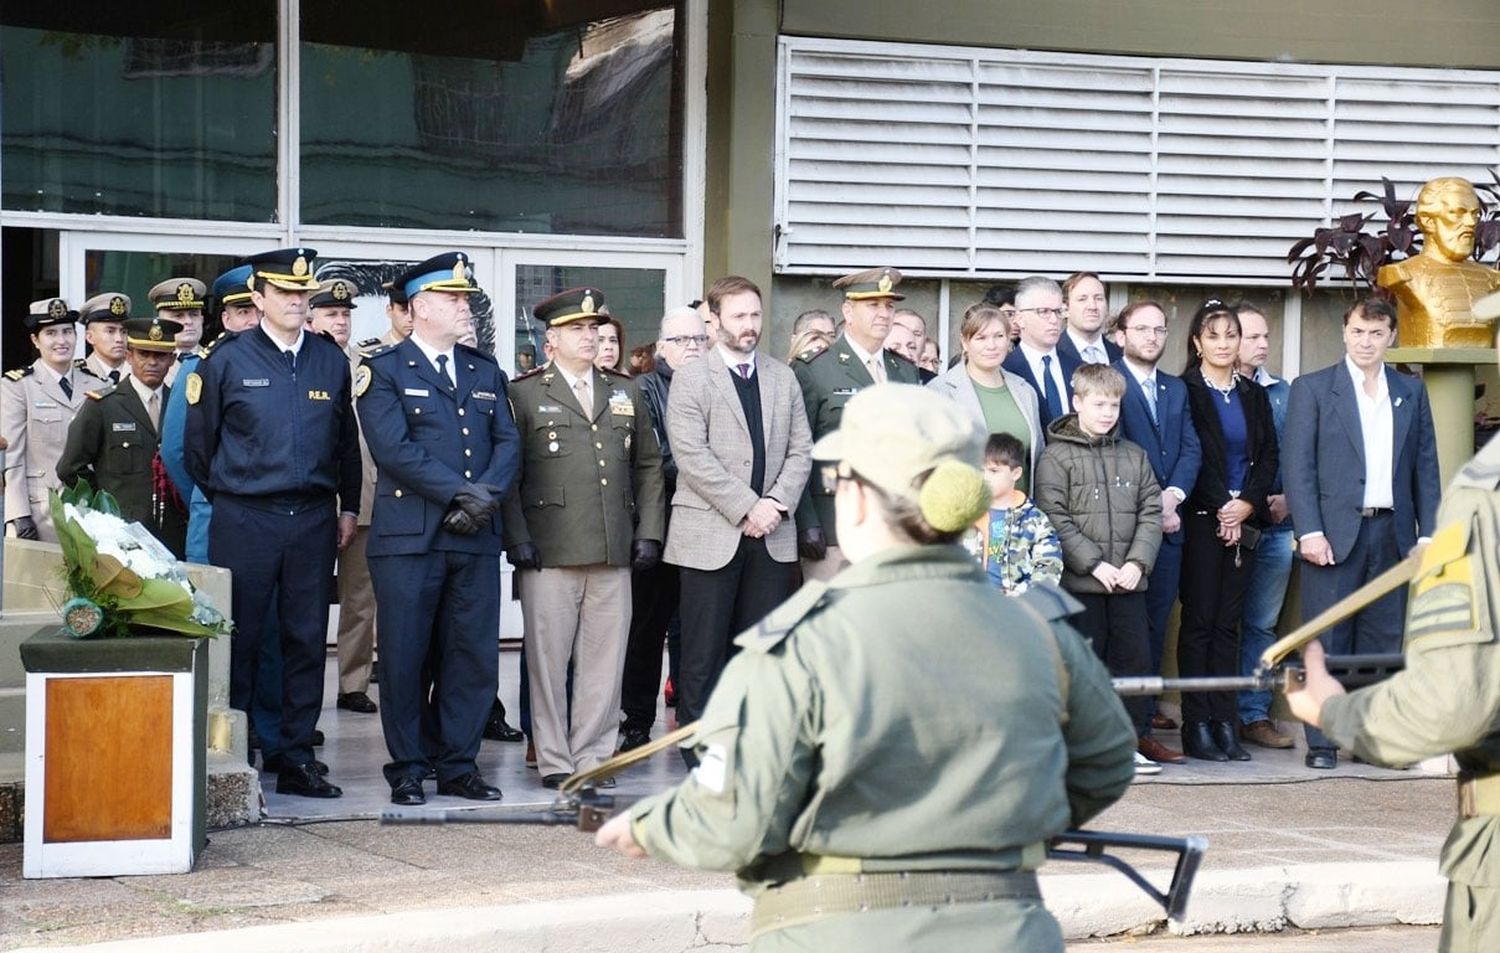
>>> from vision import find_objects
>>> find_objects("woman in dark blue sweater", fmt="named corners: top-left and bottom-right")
top-left (1178, 299), bottom-right (1279, 762)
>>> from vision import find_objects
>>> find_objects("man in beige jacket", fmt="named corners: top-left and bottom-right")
top-left (664, 275), bottom-right (813, 749)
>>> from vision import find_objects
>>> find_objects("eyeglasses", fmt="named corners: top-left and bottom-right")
top-left (1018, 307), bottom-right (1066, 322)
top-left (662, 334), bottom-right (709, 346)
top-left (1124, 326), bottom-right (1169, 337)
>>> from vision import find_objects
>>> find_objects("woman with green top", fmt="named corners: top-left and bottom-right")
top-left (928, 302), bottom-right (1044, 492)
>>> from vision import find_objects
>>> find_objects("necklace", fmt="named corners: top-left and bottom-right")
top-left (1202, 368), bottom-right (1239, 403)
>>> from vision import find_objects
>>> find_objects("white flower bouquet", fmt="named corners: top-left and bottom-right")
top-left (48, 482), bottom-right (230, 639)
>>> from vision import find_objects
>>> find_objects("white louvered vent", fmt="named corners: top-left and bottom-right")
top-left (775, 38), bottom-right (1500, 284)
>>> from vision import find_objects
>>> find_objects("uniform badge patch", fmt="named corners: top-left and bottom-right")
top-left (185, 372), bottom-right (203, 405)
top-left (354, 365), bottom-right (372, 398)
top-left (609, 391), bottom-right (634, 416)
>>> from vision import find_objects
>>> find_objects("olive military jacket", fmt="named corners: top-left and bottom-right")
top-left (55, 380), bottom-right (187, 557)
top-left (1322, 432), bottom-right (1500, 889)
top-left (629, 545), bottom-right (1136, 886)
top-left (501, 363), bottom-right (665, 567)
top-left (792, 335), bottom-right (921, 545)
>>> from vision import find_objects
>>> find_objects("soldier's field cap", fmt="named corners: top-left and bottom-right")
top-left (534, 287), bottom-right (605, 327)
top-left (80, 292), bottom-right (132, 325)
top-left (310, 277), bottom-right (360, 310)
top-left (244, 247), bottom-right (321, 292)
top-left (148, 277), bottom-right (207, 312)
top-left (399, 252), bottom-right (480, 301)
top-left (27, 297), bottom-right (77, 332)
top-left (1476, 289), bottom-right (1500, 323)
top-left (811, 383), bottom-right (989, 533)
top-left (212, 265), bottom-right (255, 308)
top-left (124, 316), bottom-right (183, 353)
top-left (833, 267), bottom-right (905, 302)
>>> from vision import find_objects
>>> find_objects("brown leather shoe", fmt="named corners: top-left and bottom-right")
top-left (1150, 713), bottom-right (1178, 731)
top-left (1240, 719), bottom-right (1295, 749)
top-left (1138, 735), bottom-right (1187, 764)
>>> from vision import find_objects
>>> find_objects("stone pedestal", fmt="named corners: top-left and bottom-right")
top-left (1387, 346), bottom-right (1490, 487)
top-left (0, 538), bottom-right (256, 842)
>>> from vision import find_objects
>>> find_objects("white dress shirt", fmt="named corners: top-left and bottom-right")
top-left (842, 336), bottom-right (885, 383)
top-left (259, 319), bottom-right (305, 359)
top-left (409, 332), bottom-right (456, 388)
top-left (718, 345), bottom-right (758, 378)
top-left (128, 374), bottom-right (165, 429)
top-left (1347, 356), bottom-right (1394, 510)
top-left (1016, 341), bottom-right (1070, 406)
top-left (1066, 328), bottom-right (1110, 365)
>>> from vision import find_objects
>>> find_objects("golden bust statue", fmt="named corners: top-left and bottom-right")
top-left (1378, 176), bottom-right (1500, 348)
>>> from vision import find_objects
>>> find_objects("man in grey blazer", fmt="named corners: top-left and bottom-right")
top-left (664, 275), bottom-right (813, 744)
top-left (1283, 296), bottom-right (1440, 770)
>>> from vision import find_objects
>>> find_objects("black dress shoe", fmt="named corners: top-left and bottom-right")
top-left (278, 762), bottom-right (342, 798)
top-left (337, 691), bottom-right (378, 713)
top-left (311, 729), bottom-right (325, 747)
top-left (618, 728), bottom-right (651, 752)
top-left (263, 754), bottom-right (328, 775)
top-left (483, 715), bottom-right (524, 743)
top-left (1181, 721), bottom-right (1229, 762)
top-left (1305, 749), bottom-right (1338, 770)
top-left (369, 659), bottom-right (379, 684)
top-left (1210, 721), bottom-right (1252, 762)
top-left (541, 773), bottom-right (569, 789)
top-left (438, 772), bottom-right (502, 800)
top-left (390, 777), bottom-right (426, 806)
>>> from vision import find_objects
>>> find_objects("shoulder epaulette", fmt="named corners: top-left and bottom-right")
top-left (796, 347), bottom-right (829, 365)
top-left (73, 361), bottom-right (104, 381)
top-left (735, 581), bottom-right (831, 653)
top-left (199, 330), bottom-right (237, 359)
top-left (456, 341), bottom-right (498, 365)
top-left (599, 365), bottom-right (632, 380)
top-left (513, 365), bottom-right (547, 382)
top-left (886, 349), bottom-right (917, 367)
top-left (193, 345), bottom-right (210, 359)
top-left (5, 367), bottom-right (32, 381)
top-left (85, 386), bottom-right (114, 401)
top-left (1016, 583), bottom-right (1085, 622)
top-left (363, 343), bottom-right (398, 360)
top-left (358, 337), bottom-right (381, 349)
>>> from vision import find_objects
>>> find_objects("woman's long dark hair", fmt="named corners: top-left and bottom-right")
top-left (1183, 298), bottom-right (1242, 374)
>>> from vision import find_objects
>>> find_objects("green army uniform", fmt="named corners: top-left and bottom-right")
top-left (500, 362), bottom-right (666, 566)
top-left (1320, 431), bottom-right (1500, 953)
top-left (628, 546), bottom-right (1136, 951)
top-left (792, 270), bottom-right (918, 552)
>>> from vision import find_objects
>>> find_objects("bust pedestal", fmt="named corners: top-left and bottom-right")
top-left (1386, 346), bottom-right (1491, 486)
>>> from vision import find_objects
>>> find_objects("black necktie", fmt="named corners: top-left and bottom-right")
top-left (284, 350), bottom-right (296, 374)
top-left (437, 354), bottom-right (453, 389)
top-left (109, 370), bottom-right (120, 384)
top-left (59, 376), bottom-right (73, 400)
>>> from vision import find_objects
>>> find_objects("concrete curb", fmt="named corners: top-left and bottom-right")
top-left (10, 860), bottom-right (1445, 952)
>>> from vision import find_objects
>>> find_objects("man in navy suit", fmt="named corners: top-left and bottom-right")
top-left (1058, 272), bottom-right (1123, 366)
top-left (1002, 275), bottom-right (1080, 430)
top-left (1283, 296), bottom-right (1440, 770)
top-left (357, 252), bottom-right (522, 805)
top-left (1112, 300), bottom-right (1199, 767)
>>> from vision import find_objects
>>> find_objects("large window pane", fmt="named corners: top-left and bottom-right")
top-left (514, 264), bottom-right (665, 375)
top-left (301, 2), bottom-right (683, 237)
top-left (1, 6), bottom-right (277, 220)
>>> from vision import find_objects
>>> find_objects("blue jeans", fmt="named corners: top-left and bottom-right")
top-left (1237, 526), bottom-right (1295, 724)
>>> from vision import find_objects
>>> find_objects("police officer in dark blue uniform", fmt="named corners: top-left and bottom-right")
top-left (184, 247), bottom-right (362, 799)
top-left (356, 252), bottom-right (521, 806)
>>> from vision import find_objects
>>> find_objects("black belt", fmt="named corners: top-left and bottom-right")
top-left (1358, 507), bottom-right (1394, 518)
top-left (215, 491), bottom-right (334, 515)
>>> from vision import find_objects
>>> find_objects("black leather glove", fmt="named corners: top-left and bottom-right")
top-left (797, 526), bottom-right (827, 561)
top-left (507, 542), bottom-right (542, 570)
top-left (451, 483), bottom-right (500, 520)
top-left (631, 539), bottom-right (662, 572)
top-left (442, 508), bottom-right (482, 536)
top-left (10, 516), bottom-right (39, 540)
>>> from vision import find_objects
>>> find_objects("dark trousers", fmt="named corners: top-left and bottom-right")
top-left (1178, 511), bottom-right (1252, 725)
top-left (677, 537), bottom-right (797, 725)
top-left (1074, 590), bottom-right (1152, 736)
top-left (369, 550), bottom-right (501, 785)
top-left (212, 497), bottom-right (336, 767)
top-left (1301, 511), bottom-right (1406, 752)
top-left (620, 560), bottom-right (681, 734)
top-left (250, 594), bottom-right (283, 759)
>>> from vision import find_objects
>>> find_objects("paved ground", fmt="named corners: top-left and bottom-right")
top-left (1, 653), bottom-right (1458, 950)
top-left (1079, 925), bottom-right (1439, 950)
